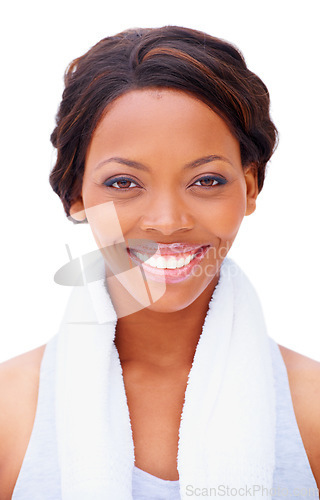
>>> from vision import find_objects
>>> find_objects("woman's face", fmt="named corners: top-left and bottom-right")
top-left (70, 89), bottom-right (258, 314)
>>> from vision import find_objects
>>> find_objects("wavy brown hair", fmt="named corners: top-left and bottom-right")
top-left (49, 25), bottom-right (278, 217)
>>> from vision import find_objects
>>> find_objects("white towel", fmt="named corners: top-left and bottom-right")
top-left (55, 256), bottom-right (276, 499)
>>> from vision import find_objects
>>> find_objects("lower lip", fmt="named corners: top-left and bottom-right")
top-left (127, 246), bottom-right (210, 283)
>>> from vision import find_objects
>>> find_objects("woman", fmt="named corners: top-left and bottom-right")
top-left (0, 26), bottom-right (319, 499)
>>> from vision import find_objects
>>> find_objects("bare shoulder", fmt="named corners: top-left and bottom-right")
top-left (278, 343), bottom-right (320, 405)
top-left (0, 344), bottom-right (46, 374)
top-left (0, 344), bottom-right (46, 451)
top-left (278, 343), bottom-right (320, 420)
top-left (278, 343), bottom-right (320, 372)
top-left (0, 344), bottom-right (46, 498)
top-left (278, 343), bottom-right (320, 489)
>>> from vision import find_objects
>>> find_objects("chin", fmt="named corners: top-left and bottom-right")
top-left (143, 276), bottom-right (216, 314)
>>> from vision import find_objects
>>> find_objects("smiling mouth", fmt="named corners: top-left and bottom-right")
top-left (126, 245), bottom-right (210, 283)
top-left (129, 247), bottom-right (204, 269)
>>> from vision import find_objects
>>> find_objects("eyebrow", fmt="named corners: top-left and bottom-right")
top-left (94, 154), bottom-right (233, 172)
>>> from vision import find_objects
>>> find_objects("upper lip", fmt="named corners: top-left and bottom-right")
top-left (127, 241), bottom-right (210, 256)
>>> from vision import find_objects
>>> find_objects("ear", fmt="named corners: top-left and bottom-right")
top-left (69, 197), bottom-right (87, 222)
top-left (244, 164), bottom-right (259, 216)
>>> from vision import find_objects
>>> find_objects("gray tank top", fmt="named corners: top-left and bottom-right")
top-left (12, 335), bottom-right (319, 499)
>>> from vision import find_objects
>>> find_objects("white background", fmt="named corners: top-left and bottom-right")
top-left (1, 0), bottom-right (319, 362)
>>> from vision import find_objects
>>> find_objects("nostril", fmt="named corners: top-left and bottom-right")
top-left (139, 209), bottom-right (194, 234)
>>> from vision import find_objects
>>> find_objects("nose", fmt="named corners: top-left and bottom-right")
top-left (139, 191), bottom-right (195, 235)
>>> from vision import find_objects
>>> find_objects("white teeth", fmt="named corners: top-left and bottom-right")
top-left (166, 256), bottom-right (177, 269)
top-left (146, 256), bottom-right (157, 267)
top-left (155, 256), bottom-right (166, 269)
top-left (177, 257), bottom-right (185, 268)
top-left (132, 249), bottom-right (200, 269)
top-left (185, 255), bottom-right (192, 265)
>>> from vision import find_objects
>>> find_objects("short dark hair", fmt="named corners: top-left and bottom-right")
top-left (49, 25), bottom-right (278, 217)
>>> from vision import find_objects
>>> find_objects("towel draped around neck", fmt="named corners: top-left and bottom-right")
top-left (55, 257), bottom-right (276, 499)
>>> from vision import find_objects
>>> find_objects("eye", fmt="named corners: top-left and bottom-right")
top-left (192, 175), bottom-right (227, 188)
top-left (103, 176), bottom-right (140, 190)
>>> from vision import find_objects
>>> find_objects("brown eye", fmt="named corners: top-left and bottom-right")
top-left (116, 179), bottom-right (132, 188)
top-left (103, 176), bottom-right (139, 189)
top-left (199, 178), bottom-right (217, 187)
top-left (193, 176), bottom-right (223, 187)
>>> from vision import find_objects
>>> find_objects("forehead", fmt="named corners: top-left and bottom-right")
top-left (86, 88), bottom-right (240, 168)
top-left (94, 88), bottom-right (233, 137)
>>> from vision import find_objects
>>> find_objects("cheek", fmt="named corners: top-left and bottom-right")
top-left (84, 200), bottom-right (127, 249)
top-left (206, 193), bottom-right (247, 243)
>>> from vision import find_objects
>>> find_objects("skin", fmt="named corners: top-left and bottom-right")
top-left (0, 89), bottom-right (319, 498)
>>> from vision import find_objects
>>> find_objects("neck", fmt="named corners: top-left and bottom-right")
top-left (114, 276), bottom-right (218, 369)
